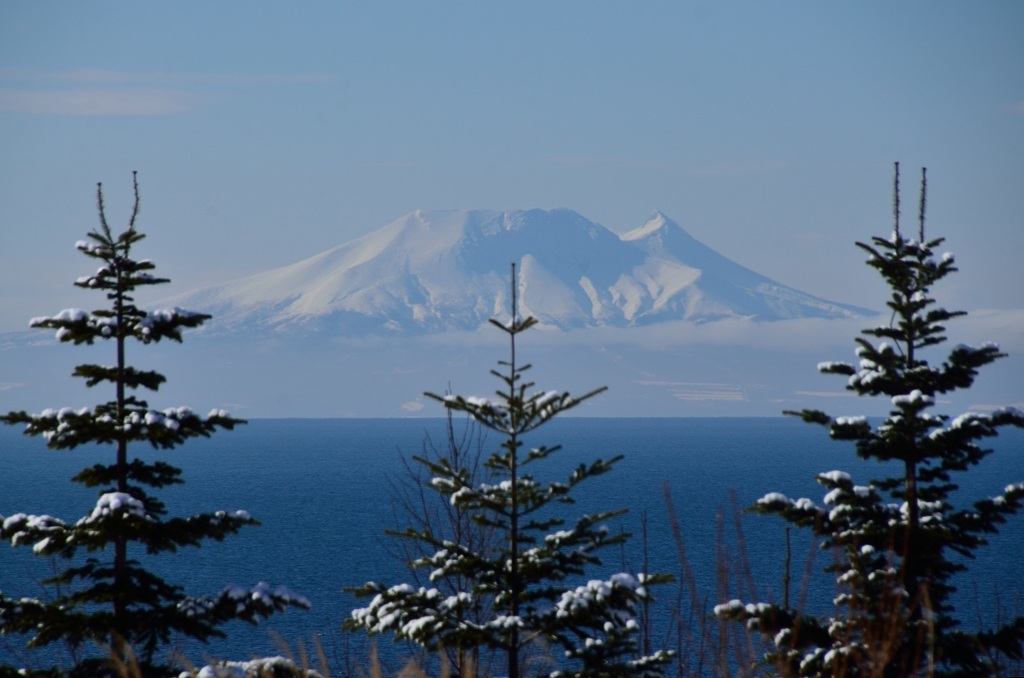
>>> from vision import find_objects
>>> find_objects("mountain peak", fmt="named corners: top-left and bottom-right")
top-left (162, 208), bottom-right (874, 335)
top-left (621, 211), bottom-right (673, 241)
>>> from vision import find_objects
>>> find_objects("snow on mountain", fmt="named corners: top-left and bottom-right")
top-left (164, 209), bottom-right (874, 335)
top-left (620, 212), bottom-right (872, 322)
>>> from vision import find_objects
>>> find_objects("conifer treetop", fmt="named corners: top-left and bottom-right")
top-left (715, 164), bottom-right (1024, 677)
top-left (349, 262), bottom-right (672, 678)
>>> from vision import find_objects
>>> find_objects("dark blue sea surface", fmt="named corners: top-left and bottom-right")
top-left (1, 417), bottom-right (1022, 671)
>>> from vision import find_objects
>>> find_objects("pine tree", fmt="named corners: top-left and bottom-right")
top-left (384, 408), bottom-right (502, 675)
top-left (0, 175), bottom-right (309, 675)
top-left (714, 164), bottom-right (1024, 676)
top-left (347, 264), bottom-right (672, 677)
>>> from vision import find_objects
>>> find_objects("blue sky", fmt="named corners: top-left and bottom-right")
top-left (2, 1), bottom-right (1023, 333)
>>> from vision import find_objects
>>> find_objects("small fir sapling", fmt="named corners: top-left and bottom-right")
top-left (347, 264), bottom-right (672, 678)
top-left (383, 407), bottom-right (503, 676)
top-left (0, 175), bottom-right (309, 675)
top-left (714, 165), bottom-right (1024, 677)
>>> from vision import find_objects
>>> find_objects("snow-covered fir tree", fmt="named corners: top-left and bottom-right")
top-left (715, 165), bottom-right (1024, 676)
top-left (383, 409), bottom-right (503, 675)
top-left (347, 264), bottom-right (672, 677)
top-left (0, 175), bottom-right (309, 676)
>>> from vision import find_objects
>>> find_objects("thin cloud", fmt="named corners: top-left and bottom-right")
top-left (795, 390), bottom-right (858, 398)
top-left (943, 309), bottom-right (1024, 351)
top-left (682, 160), bottom-right (787, 178)
top-left (548, 154), bottom-right (617, 166)
top-left (635, 379), bottom-right (747, 402)
top-left (0, 67), bottom-right (332, 116)
top-left (968, 401), bottom-right (1024, 412)
top-left (671, 386), bottom-right (747, 402)
top-left (547, 154), bottom-right (674, 170)
top-left (357, 162), bottom-right (417, 170)
top-left (1003, 101), bottom-right (1024, 116)
top-left (0, 88), bottom-right (207, 116)
top-left (0, 67), bottom-right (332, 86)
top-left (534, 316), bottom-right (870, 351)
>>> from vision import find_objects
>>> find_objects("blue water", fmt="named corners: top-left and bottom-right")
top-left (1, 418), bottom-right (1022, 673)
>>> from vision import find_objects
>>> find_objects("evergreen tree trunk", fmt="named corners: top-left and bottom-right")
top-left (111, 184), bottom-right (131, 658)
top-left (507, 265), bottom-right (521, 678)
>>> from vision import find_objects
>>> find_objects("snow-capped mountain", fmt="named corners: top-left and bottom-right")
top-left (165, 209), bottom-right (873, 335)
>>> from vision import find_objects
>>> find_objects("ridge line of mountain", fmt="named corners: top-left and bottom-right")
top-left (156, 208), bottom-right (875, 337)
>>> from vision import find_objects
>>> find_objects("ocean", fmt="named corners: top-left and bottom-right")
top-left (2, 417), bottom-right (1022, 673)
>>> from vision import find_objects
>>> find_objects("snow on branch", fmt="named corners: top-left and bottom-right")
top-left (179, 656), bottom-right (325, 678)
top-left (178, 582), bottom-right (310, 626)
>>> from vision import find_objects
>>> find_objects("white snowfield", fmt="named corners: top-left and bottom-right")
top-left (161, 209), bottom-right (873, 336)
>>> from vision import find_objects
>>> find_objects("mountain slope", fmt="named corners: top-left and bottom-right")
top-left (620, 212), bottom-right (872, 322)
top-left (163, 209), bottom-right (873, 335)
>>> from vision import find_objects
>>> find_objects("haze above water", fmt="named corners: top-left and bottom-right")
top-left (1, 208), bottom-right (1021, 419)
top-left (1, 3), bottom-right (1022, 418)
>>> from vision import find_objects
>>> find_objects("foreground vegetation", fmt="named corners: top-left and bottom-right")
top-left (2, 166), bottom-right (1022, 676)
top-left (0, 175), bottom-right (308, 677)
top-left (714, 166), bottom-right (1024, 676)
